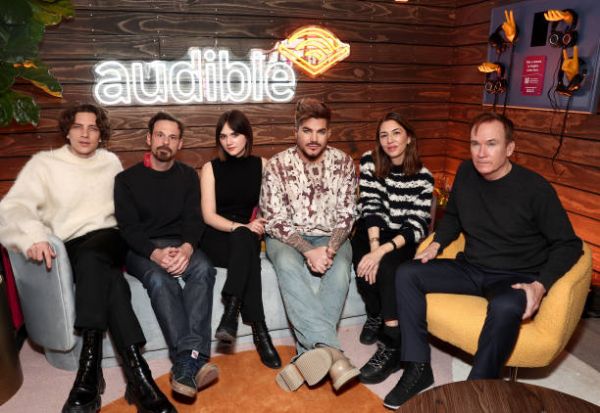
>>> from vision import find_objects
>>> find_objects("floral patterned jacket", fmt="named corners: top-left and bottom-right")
top-left (260, 146), bottom-right (357, 253)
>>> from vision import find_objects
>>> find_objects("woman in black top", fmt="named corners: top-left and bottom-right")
top-left (352, 113), bottom-right (433, 384)
top-left (200, 110), bottom-right (281, 369)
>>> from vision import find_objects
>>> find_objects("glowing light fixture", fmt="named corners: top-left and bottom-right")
top-left (276, 26), bottom-right (350, 77)
top-left (93, 47), bottom-right (297, 106)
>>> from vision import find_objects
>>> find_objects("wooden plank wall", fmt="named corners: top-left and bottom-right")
top-left (449, 0), bottom-right (600, 284)
top-left (0, 0), bottom-right (457, 198)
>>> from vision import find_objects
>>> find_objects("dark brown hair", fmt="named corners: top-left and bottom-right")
top-left (373, 112), bottom-right (422, 178)
top-left (294, 98), bottom-right (331, 129)
top-left (215, 110), bottom-right (253, 161)
top-left (59, 104), bottom-right (111, 143)
top-left (471, 111), bottom-right (514, 143)
top-left (148, 112), bottom-right (185, 138)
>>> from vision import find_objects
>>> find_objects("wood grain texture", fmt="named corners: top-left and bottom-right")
top-left (74, 0), bottom-right (456, 26)
top-left (397, 380), bottom-right (600, 413)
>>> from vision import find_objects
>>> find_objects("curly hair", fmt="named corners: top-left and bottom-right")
top-left (58, 104), bottom-right (111, 143)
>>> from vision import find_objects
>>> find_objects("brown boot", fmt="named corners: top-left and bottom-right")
top-left (321, 346), bottom-right (360, 391)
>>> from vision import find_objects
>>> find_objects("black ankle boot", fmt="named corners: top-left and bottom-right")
top-left (359, 341), bottom-right (401, 384)
top-left (251, 321), bottom-right (281, 369)
top-left (383, 362), bottom-right (433, 410)
top-left (121, 344), bottom-right (176, 413)
top-left (360, 314), bottom-right (382, 345)
top-left (215, 295), bottom-right (241, 343)
top-left (62, 329), bottom-right (105, 413)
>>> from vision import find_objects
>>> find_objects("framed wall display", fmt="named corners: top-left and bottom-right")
top-left (483, 0), bottom-right (600, 113)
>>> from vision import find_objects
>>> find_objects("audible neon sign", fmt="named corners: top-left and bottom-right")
top-left (93, 47), bottom-right (297, 106)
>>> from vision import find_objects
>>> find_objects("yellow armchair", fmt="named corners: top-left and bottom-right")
top-left (420, 234), bottom-right (592, 371)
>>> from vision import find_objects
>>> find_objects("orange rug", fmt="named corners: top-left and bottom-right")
top-left (103, 346), bottom-right (382, 412)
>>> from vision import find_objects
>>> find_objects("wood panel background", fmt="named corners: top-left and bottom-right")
top-left (0, 0), bottom-right (598, 283)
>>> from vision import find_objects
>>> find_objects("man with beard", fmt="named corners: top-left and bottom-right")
top-left (260, 98), bottom-right (360, 393)
top-left (114, 112), bottom-right (218, 400)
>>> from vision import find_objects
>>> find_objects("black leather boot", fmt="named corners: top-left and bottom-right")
top-left (121, 344), bottom-right (176, 413)
top-left (251, 321), bottom-right (281, 369)
top-left (62, 329), bottom-right (105, 413)
top-left (383, 362), bottom-right (433, 410)
top-left (215, 295), bottom-right (241, 343)
top-left (360, 314), bottom-right (382, 345)
top-left (359, 342), bottom-right (401, 384)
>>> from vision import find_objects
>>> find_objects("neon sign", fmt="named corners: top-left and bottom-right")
top-left (93, 47), bottom-right (297, 106)
top-left (277, 26), bottom-right (350, 77)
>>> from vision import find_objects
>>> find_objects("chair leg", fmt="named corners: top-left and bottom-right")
top-left (508, 366), bottom-right (519, 381)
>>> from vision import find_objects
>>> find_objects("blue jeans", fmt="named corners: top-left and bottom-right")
top-left (266, 236), bottom-right (352, 355)
top-left (126, 239), bottom-right (216, 362)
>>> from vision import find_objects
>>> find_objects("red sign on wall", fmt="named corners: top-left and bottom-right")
top-left (521, 55), bottom-right (547, 96)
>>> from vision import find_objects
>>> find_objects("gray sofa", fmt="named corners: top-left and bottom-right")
top-left (8, 235), bottom-right (366, 370)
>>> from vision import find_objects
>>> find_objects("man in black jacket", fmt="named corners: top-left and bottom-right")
top-left (384, 112), bottom-right (582, 410)
top-left (114, 112), bottom-right (217, 399)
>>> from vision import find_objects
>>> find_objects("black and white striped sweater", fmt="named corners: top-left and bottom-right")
top-left (358, 151), bottom-right (434, 245)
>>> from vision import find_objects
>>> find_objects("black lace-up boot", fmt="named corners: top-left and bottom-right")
top-left (360, 314), bottom-right (382, 345)
top-left (121, 344), bottom-right (176, 413)
top-left (383, 362), bottom-right (433, 410)
top-left (62, 329), bottom-right (105, 413)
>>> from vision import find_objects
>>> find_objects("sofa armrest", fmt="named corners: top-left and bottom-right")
top-left (8, 234), bottom-right (76, 351)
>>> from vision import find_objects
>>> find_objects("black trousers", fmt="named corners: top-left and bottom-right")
top-left (351, 220), bottom-right (416, 320)
top-left (395, 256), bottom-right (537, 379)
top-left (200, 226), bottom-right (264, 322)
top-left (65, 228), bottom-right (145, 349)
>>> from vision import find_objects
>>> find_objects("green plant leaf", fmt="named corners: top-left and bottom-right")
top-left (0, 0), bottom-right (33, 25)
top-left (15, 59), bottom-right (62, 96)
top-left (0, 91), bottom-right (14, 127)
top-left (30, 0), bottom-right (75, 26)
top-left (0, 62), bottom-right (17, 92)
top-left (0, 20), bottom-right (44, 62)
top-left (12, 91), bottom-right (40, 125)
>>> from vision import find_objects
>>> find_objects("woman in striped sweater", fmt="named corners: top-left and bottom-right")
top-left (352, 112), bottom-right (434, 384)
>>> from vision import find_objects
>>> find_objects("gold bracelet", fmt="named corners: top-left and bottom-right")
top-left (369, 237), bottom-right (379, 243)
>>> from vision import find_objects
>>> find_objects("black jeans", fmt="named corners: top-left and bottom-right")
top-left (200, 226), bottom-right (265, 323)
top-left (351, 220), bottom-right (416, 321)
top-left (126, 238), bottom-right (216, 362)
top-left (395, 255), bottom-right (537, 379)
top-left (65, 228), bottom-right (145, 349)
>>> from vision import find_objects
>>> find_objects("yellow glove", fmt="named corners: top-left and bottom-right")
top-left (562, 46), bottom-right (579, 81)
top-left (502, 10), bottom-right (517, 43)
top-left (544, 9), bottom-right (574, 25)
top-left (478, 62), bottom-right (501, 74)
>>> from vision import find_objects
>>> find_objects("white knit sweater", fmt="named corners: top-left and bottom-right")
top-left (0, 145), bottom-right (123, 254)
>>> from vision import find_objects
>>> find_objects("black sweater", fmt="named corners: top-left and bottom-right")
top-left (114, 161), bottom-right (205, 258)
top-left (433, 160), bottom-right (582, 290)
